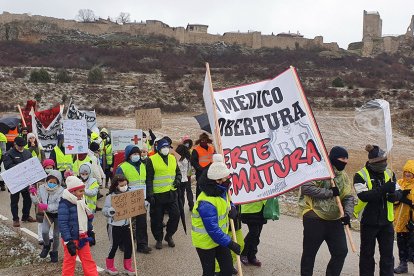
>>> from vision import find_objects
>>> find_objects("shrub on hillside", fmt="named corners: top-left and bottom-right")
top-left (188, 80), bottom-right (203, 92)
top-left (332, 77), bottom-right (344, 87)
top-left (12, 68), bottom-right (27, 79)
top-left (55, 69), bottom-right (72, 83)
top-left (29, 68), bottom-right (51, 83)
top-left (88, 66), bottom-right (104, 84)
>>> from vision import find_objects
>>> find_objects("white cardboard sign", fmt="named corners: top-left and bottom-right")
top-left (1, 157), bottom-right (47, 194)
top-left (63, 119), bottom-right (89, 154)
top-left (111, 129), bottom-right (143, 152)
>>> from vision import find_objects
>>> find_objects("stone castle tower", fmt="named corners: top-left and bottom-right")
top-left (363, 10), bottom-right (382, 40)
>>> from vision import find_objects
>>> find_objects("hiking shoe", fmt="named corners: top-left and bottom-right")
top-left (13, 220), bottom-right (20, 227)
top-left (164, 235), bottom-right (175, 247)
top-left (38, 240), bottom-right (44, 245)
top-left (155, 240), bottom-right (163, 250)
top-left (394, 262), bottom-right (408, 274)
top-left (40, 245), bottom-right (51, 258)
top-left (240, 255), bottom-right (249, 265)
top-left (249, 258), bottom-right (262, 267)
top-left (137, 246), bottom-right (151, 254)
top-left (22, 216), bottom-right (36, 223)
top-left (49, 251), bottom-right (58, 263)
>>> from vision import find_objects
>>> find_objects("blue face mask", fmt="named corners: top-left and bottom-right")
top-left (47, 182), bottom-right (58, 189)
top-left (131, 155), bottom-right (140, 163)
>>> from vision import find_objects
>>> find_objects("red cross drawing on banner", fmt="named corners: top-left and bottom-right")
top-left (131, 135), bottom-right (141, 145)
top-left (66, 145), bottom-right (74, 151)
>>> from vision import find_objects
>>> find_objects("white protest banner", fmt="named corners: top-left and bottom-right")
top-left (0, 157), bottom-right (47, 194)
top-left (111, 189), bottom-right (146, 221)
top-left (205, 66), bottom-right (334, 204)
top-left (63, 119), bottom-right (88, 154)
top-left (66, 100), bottom-right (99, 133)
top-left (111, 129), bottom-right (143, 152)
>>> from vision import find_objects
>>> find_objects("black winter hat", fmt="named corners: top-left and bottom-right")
top-left (329, 146), bottom-right (348, 161)
top-left (366, 144), bottom-right (387, 163)
top-left (14, 136), bottom-right (26, 147)
top-left (129, 146), bottom-right (140, 156)
top-left (89, 142), bottom-right (100, 152)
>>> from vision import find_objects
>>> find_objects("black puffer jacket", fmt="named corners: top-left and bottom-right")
top-left (3, 147), bottom-right (32, 170)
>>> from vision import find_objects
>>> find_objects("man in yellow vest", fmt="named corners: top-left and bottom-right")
top-left (354, 144), bottom-right (397, 276)
top-left (0, 131), bottom-right (7, 191)
top-left (49, 134), bottom-right (73, 178)
top-left (146, 139), bottom-right (181, 250)
top-left (191, 154), bottom-right (240, 275)
top-left (191, 132), bottom-right (215, 198)
top-left (116, 145), bottom-right (152, 254)
top-left (299, 146), bottom-right (354, 276)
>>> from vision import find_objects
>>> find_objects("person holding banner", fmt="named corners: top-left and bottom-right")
top-left (116, 145), bottom-right (152, 254)
top-left (59, 175), bottom-right (98, 276)
top-left (103, 174), bottom-right (136, 275)
top-left (25, 133), bottom-right (45, 162)
top-left (50, 134), bottom-right (73, 178)
top-left (29, 169), bottom-right (64, 263)
top-left (3, 136), bottom-right (36, 227)
top-left (353, 144), bottom-right (397, 276)
top-left (146, 139), bottom-right (182, 249)
top-left (191, 154), bottom-right (240, 276)
top-left (191, 132), bottom-right (215, 198)
top-left (393, 160), bottom-right (414, 274)
top-left (299, 146), bottom-right (354, 276)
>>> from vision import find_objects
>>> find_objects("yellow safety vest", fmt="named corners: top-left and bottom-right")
top-left (241, 200), bottom-right (267, 214)
top-left (85, 179), bottom-right (99, 211)
top-left (354, 167), bottom-right (394, 221)
top-left (150, 153), bottom-right (176, 194)
top-left (54, 146), bottom-right (73, 172)
top-left (72, 155), bottom-right (92, 175)
top-left (0, 132), bottom-right (7, 156)
top-left (103, 143), bottom-right (113, 166)
top-left (24, 145), bottom-right (41, 160)
top-left (120, 161), bottom-right (146, 190)
top-left (191, 192), bottom-right (230, 249)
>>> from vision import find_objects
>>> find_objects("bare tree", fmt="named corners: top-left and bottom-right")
top-left (77, 9), bottom-right (96, 23)
top-left (117, 12), bottom-right (131, 24)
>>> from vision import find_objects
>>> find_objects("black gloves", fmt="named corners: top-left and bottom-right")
top-left (88, 231), bottom-right (96, 246)
top-left (147, 196), bottom-right (155, 206)
top-left (400, 195), bottom-right (413, 206)
top-left (340, 214), bottom-right (351, 226)
top-left (330, 186), bottom-right (340, 197)
top-left (380, 181), bottom-right (396, 194)
top-left (386, 193), bottom-right (399, 203)
top-left (228, 205), bottom-right (238, 220)
top-left (227, 241), bottom-right (241, 255)
top-left (66, 240), bottom-right (77, 256)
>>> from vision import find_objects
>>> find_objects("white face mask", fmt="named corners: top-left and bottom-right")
top-left (160, 147), bottom-right (169, 156)
top-left (141, 155), bottom-right (147, 160)
top-left (131, 155), bottom-right (140, 163)
top-left (44, 168), bottom-right (53, 174)
top-left (119, 185), bottom-right (128, 192)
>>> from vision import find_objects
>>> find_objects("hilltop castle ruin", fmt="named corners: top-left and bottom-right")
top-left (349, 10), bottom-right (414, 56)
top-left (0, 12), bottom-right (339, 51)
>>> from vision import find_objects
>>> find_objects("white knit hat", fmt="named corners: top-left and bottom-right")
top-left (27, 133), bottom-right (36, 141)
top-left (65, 176), bottom-right (85, 192)
top-left (207, 154), bottom-right (230, 180)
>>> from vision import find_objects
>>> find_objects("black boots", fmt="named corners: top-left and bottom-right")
top-left (394, 261), bottom-right (408, 274)
top-left (39, 245), bottom-right (51, 258)
top-left (49, 251), bottom-right (58, 263)
top-left (164, 234), bottom-right (175, 248)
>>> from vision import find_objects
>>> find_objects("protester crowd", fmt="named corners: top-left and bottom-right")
top-left (0, 124), bottom-right (413, 276)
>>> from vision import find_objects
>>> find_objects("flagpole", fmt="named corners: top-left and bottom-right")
top-left (205, 62), bottom-right (243, 276)
top-left (17, 105), bottom-right (27, 127)
top-left (129, 217), bottom-right (138, 276)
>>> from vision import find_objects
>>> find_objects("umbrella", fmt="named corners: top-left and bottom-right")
top-left (194, 113), bottom-right (211, 134)
top-left (176, 185), bottom-right (187, 234)
top-left (0, 117), bottom-right (20, 134)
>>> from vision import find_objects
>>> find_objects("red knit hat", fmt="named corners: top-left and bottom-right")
top-left (42, 159), bottom-right (55, 168)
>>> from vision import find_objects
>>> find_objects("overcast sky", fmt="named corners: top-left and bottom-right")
top-left (1, 0), bottom-right (412, 49)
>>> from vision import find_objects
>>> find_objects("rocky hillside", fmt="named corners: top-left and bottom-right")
top-left (0, 32), bottom-right (413, 136)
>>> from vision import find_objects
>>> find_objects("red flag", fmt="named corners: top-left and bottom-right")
top-left (35, 105), bottom-right (61, 129)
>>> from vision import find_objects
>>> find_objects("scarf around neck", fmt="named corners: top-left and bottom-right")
top-left (62, 189), bottom-right (91, 234)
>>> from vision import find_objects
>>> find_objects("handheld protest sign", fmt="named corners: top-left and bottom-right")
top-left (135, 108), bottom-right (162, 130)
top-left (111, 189), bottom-right (146, 221)
top-left (0, 157), bottom-right (47, 194)
top-left (111, 129), bottom-right (143, 152)
top-left (63, 119), bottom-right (88, 154)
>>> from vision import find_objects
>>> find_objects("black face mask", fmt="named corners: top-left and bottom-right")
top-left (368, 162), bottom-right (387, 173)
top-left (331, 158), bottom-right (347, 171)
top-left (218, 179), bottom-right (231, 189)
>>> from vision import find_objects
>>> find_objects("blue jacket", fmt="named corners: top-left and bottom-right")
top-left (58, 198), bottom-right (93, 242)
top-left (197, 174), bottom-right (231, 247)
